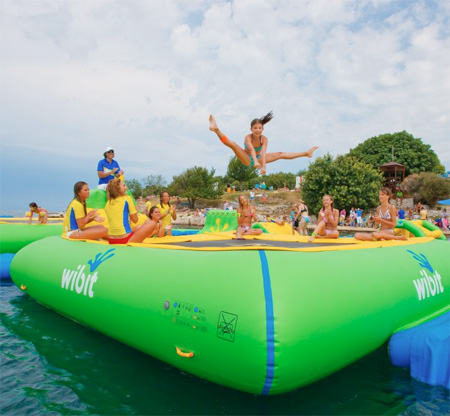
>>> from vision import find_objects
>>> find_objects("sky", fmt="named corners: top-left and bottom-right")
top-left (1, 0), bottom-right (449, 211)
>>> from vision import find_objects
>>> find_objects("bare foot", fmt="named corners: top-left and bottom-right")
top-left (396, 236), bottom-right (408, 241)
top-left (209, 115), bottom-right (218, 132)
top-left (306, 146), bottom-right (319, 158)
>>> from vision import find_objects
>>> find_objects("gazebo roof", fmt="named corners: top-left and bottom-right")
top-left (379, 161), bottom-right (405, 168)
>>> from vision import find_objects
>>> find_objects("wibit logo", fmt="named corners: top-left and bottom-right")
top-left (408, 250), bottom-right (444, 301)
top-left (61, 249), bottom-right (115, 298)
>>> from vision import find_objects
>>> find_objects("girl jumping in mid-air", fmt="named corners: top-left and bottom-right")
top-left (209, 112), bottom-right (318, 175)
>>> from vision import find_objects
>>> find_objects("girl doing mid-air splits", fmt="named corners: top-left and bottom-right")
top-left (209, 112), bottom-right (318, 175)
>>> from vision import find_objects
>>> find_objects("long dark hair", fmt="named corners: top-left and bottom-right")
top-left (251, 111), bottom-right (274, 127)
top-left (68, 181), bottom-right (88, 216)
top-left (149, 205), bottom-right (159, 220)
top-left (159, 191), bottom-right (171, 208)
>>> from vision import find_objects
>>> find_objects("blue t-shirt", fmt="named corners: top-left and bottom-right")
top-left (97, 158), bottom-right (120, 185)
top-left (398, 209), bottom-right (405, 219)
top-left (356, 209), bottom-right (363, 218)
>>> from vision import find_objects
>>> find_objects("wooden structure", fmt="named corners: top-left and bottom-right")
top-left (380, 161), bottom-right (405, 191)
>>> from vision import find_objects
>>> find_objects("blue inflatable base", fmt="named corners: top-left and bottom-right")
top-left (389, 311), bottom-right (450, 389)
top-left (0, 253), bottom-right (15, 281)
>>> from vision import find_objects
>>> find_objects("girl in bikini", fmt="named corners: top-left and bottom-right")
top-left (236, 194), bottom-right (263, 239)
top-left (355, 188), bottom-right (407, 241)
top-left (308, 194), bottom-right (340, 242)
top-left (27, 202), bottom-right (48, 224)
top-left (209, 112), bottom-right (318, 175)
top-left (296, 200), bottom-right (310, 236)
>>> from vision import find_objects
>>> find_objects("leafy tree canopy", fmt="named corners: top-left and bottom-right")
top-left (226, 157), bottom-right (259, 191)
top-left (124, 178), bottom-right (143, 199)
top-left (302, 154), bottom-right (383, 214)
top-left (169, 166), bottom-right (222, 208)
top-left (261, 172), bottom-right (297, 189)
top-left (403, 173), bottom-right (450, 207)
top-left (142, 175), bottom-right (167, 197)
top-left (348, 131), bottom-right (444, 176)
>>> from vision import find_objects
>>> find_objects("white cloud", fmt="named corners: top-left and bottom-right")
top-left (1, 0), bottom-right (449, 210)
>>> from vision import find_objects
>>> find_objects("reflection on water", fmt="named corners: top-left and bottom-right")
top-left (1, 284), bottom-right (449, 415)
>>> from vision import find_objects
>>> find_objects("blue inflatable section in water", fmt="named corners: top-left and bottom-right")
top-left (389, 311), bottom-right (450, 389)
top-left (0, 253), bottom-right (15, 281)
top-left (172, 229), bottom-right (199, 236)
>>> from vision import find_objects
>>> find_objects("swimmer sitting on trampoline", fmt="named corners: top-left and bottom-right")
top-left (355, 188), bottom-right (407, 242)
top-left (236, 195), bottom-right (263, 240)
top-left (209, 112), bottom-right (318, 175)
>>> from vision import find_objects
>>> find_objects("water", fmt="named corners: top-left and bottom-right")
top-left (1, 284), bottom-right (449, 415)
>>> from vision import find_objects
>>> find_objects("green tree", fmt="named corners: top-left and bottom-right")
top-left (124, 178), bottom-right (143, 199)
top-left (142, 175), bottom-right (166, 197)
top-left (302, 154), bottom-right (383, 214)
top-left (403, 173), bottom-right (450, 207)
top-left (261, 172), bottom-right (297, 189)
top-left (348, 131), bottom-right (444, 176)
top-left (226, 156), bottom-right (258, 191)
top-left (169, 166), bottom-right (222, 208)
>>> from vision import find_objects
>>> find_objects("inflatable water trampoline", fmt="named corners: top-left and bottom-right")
top-left (0, 219), bottom-right (63, 281)
top-left (10, 209), bottom-right (449, 395)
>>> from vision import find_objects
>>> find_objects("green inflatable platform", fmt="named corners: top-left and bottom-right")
top-left (10, 221), bottom-right (450, 395)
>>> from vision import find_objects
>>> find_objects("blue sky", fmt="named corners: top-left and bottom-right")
top-left (1, 0), bottom-right (449, 211)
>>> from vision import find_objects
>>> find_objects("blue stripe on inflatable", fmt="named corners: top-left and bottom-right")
top-left (259, 250), bottom-right (275, 395)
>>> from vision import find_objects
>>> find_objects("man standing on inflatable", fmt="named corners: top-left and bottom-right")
top-left (209, 112), bottom-right (318, 175)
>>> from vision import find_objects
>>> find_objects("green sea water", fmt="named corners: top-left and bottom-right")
top-left (1, 283), bottom-right (449, 416)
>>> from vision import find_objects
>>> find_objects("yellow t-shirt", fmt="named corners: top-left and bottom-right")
top-left (145, 201), bottom-right (152, 211)
top-left (64, 199), bottom-right (86, 232)
top-left (156, 203), bottom-right (172, 228)
top-left (105, 195), bottom-right (137, 236)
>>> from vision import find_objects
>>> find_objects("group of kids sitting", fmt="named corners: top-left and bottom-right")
top-left (62, 180), bottom-right (177, 244)
top-left (28, 182), bottom-right (408, 244)
top-left (237, 187), bottom-right (408, 242)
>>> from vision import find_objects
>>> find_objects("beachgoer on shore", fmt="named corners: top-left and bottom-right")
top-left (97, 147), bottom-right (124, 190)
top-left (156, 191), bottom-right (177, 236)
top-left (354, 188), bottom-right (407, 242)
top-left (420, 208), bottom-right (428, 220)
top-left (64, 181), bottom-right (108, 240)
top-left (296, 200), bottom-right (310, 236)
top-left (144, 196), bottom-right (152, 216)
top-left (308, 195), bottom-right (340, 242)
top-left (209, 112), bottom-right (318, 175)
top-left (105, 179), bottom-right (158, 244)
top-left (236, 194), bottom-right (263, 239)
top-left (339, 209), bottom-right (346, 226)
top-left (355, 208), bottom-right (363, 227)
top-left (27, 202), bottom-right (48, 224)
